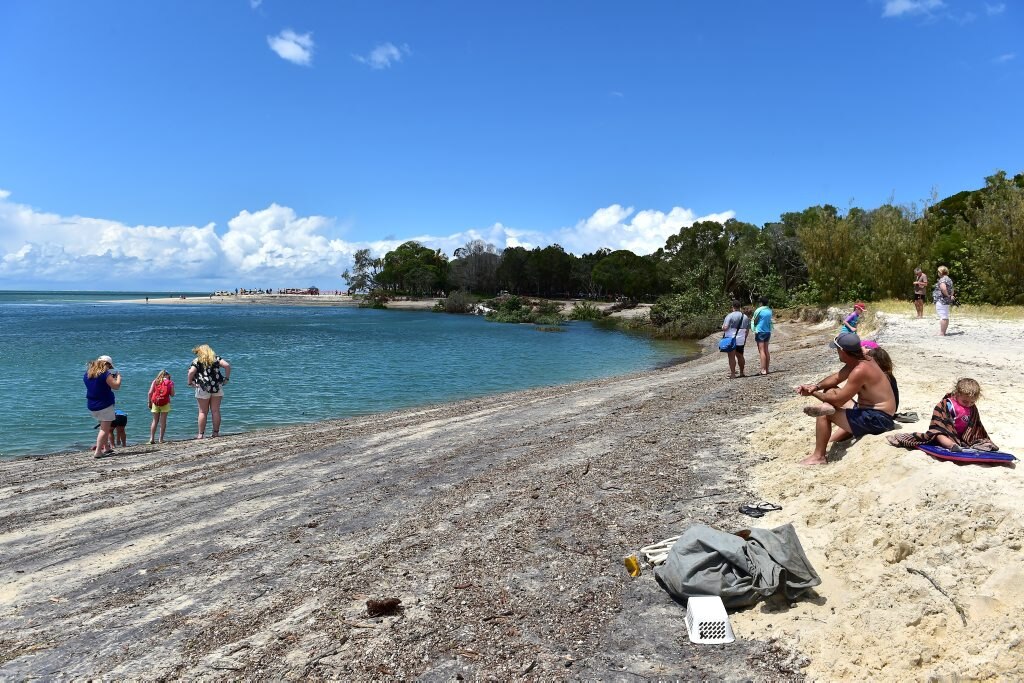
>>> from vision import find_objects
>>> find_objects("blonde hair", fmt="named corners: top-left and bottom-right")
top-left (937, 265), bottom-right (949, 276)
top-left (153, 369), bottom-right (170, 383)
top-left (86, 358), bottom-right (112, 379)
top-left (953, 377), bottom-right (981, 400)
top-left (192, 344), bottom-right (216, 366)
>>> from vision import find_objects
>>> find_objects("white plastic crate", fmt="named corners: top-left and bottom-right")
top-left (684, 596), bottom-right (735, 644)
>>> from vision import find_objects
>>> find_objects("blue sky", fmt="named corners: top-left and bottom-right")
top-left (1, 0), bottom-right (1020, 289)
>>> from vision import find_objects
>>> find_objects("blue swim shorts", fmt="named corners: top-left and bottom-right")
top-left (845, 408), bottom-right (895, 438)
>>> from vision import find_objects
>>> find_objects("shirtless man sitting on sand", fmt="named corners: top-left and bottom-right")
top-left (794, 332), bottom-right (896, 465)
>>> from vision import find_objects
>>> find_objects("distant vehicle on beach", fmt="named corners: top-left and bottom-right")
top-left (277, 287), bottom-right (320, 295)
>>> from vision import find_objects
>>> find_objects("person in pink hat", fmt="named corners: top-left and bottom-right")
top-left (840, 302), bottom-right (866, 334)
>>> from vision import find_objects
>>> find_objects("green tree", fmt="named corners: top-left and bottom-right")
top-left (861, 204), bottom-right (916, 300)
top-left (794, 205), bottom-right (856, 304)
top-left (571, 248), bottom-right (611, 298)
top-left (378, 241), bottom-right (449, 295)
top-left (496, 246), bottom-right (529, 293)
top-left (449, 239), bottom-right (501, 294)
top-left (525, 244), bottom-right (572, 297)
top-left (591, 250), bottom-right (657, 299)
top-left (341, 248), bottom-right (383, 293)
top-left (966, 171), bottom-right (1024, 304)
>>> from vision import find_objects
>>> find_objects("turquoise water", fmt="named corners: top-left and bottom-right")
top-left (0, 291), bottom-right (699, 458)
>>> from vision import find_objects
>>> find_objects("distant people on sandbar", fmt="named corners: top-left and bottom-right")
top-left (720, 300), bottom-right (750, 379)
top-left (147, 369), bottom-right (175, 444)
top-left (188, 344), bottom-right (231, 439)
top-left (794, 332), bottom-right (896, 465)
top-left (841, 302), bottom-right (866, 334)
top-left (887, 378), bottom-right (998, 452)
top-left (751, 297), bottom-right (773, 375)
top-left (912, 267), bottom-right (927, 318)
top-left (84, 355), bottom-right (121, 457)
top-left (933, 265), bottom-right (955, 336)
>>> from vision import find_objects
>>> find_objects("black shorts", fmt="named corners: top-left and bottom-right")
top-left (913, 293), bottom-right (925, 301)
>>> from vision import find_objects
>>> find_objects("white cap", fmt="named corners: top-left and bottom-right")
top-left (97, 355), bottom-right (114, 365)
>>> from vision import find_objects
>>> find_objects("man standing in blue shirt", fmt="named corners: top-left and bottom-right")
top-left (751, 297), bottom-right (773, 375)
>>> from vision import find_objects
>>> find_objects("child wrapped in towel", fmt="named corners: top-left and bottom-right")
top-left (887, 377), bottom-right (997, 452)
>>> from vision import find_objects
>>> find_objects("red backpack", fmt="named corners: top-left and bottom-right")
top-left (151, 379), bottom-right (173, 406)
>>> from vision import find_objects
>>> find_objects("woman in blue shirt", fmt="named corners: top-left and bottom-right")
top-left (84, 355), bottom-right (122, 456)
top-left (751, 297), bottom-right (774, 375)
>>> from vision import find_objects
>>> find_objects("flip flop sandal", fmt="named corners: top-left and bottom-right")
top-left (893, 412), bottom-right (919, 423)
top-left (740, 502), bottom-right (782, 517)
top-left (739, 505), bottom-right (765, 518)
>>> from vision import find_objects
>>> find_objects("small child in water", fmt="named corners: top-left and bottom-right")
top-left (841, 302), bottom-right (866, 334)
top-left (888, 377), bottom-right (998, 451)
top-left (147, 370), bottom-right (175, 444)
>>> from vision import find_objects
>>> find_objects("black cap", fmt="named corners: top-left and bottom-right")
top-left (830, 332), bottom-right (861, 353)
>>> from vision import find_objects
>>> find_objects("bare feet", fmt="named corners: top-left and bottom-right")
top-left (800, 454), bottom-right (828, 466)
top-left (803, 404), bottom-right (836, 417)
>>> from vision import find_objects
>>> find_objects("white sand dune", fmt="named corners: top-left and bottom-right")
top-left (738, 311), bottom-right (1024, 680)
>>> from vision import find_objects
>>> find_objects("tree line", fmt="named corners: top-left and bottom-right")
top-left (342, 170), bottom-right (1024, 327)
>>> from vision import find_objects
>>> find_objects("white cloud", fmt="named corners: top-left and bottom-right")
top-left (0, 193), bottom-right (354, 288)
top-left (353, 42), bottom-right (410, 70)
top-left (882, 0), bottom-right (944, 17)
top-left (556, 205), bottom-right (736, 256)
top-left (0, 191), bottom-right (734, 288)
top-left (994, 52), bottom-right (1016, 63)
top-left (268, 29), bottom-right (314, 66)
top-left (985, 3), bottom-right (1006, 15)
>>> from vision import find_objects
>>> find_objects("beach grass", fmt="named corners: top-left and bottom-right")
top-left (858, 298), bottom-right (1024, 319)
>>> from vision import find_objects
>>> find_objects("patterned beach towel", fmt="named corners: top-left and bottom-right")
top-left (889, 392), bottom-right (997, 450)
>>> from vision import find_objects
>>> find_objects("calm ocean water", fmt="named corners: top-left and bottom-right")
top-left (0, 291), bottom-right (699, 458)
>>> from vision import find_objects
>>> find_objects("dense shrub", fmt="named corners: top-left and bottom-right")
top-left (357, 289), bottom-right (390, 309)
top-left (568, 301), bottom-right (605, 320)
top-left (483, 295), bottom-right (566, 325)
top-left (649, 291), bottom-right (729, 327)
top-left (433, 289), bottom-right (475, 313)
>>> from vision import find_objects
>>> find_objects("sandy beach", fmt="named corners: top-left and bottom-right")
top-left (1, 309), bottom-right (1021, 679)
top-left (126, 293), bottom-right (653, 318)
top-left (736, 310), bottom-right (1024, 680)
